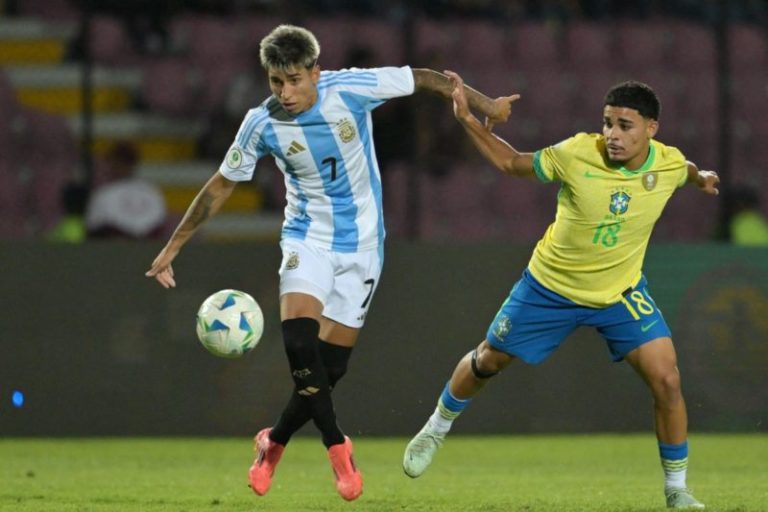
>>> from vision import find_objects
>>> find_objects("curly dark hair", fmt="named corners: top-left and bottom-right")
top-left (604, 80), bottom-right (661, 120)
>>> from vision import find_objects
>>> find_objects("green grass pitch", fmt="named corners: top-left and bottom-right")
top-left (1, 434), bottom-right (765, 511)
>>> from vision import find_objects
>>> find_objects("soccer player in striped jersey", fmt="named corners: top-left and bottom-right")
top-left (402, 71), bottom-right (719, 510)
top-left (145, 25), bottom-right (515, 501)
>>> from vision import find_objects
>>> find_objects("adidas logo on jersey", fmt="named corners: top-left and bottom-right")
top-left (286, 141), bottom-right (306, 156)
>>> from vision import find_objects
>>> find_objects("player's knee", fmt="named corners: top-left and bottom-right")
top-left (471, 341), bottom-right (513, 379)
top-left (319, 340), bottom-right (352, 388)
top-left (650, 367), bottom-right (683, 404)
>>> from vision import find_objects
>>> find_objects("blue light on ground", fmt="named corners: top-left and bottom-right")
top-left (12, 390), bottom-right (24, 408)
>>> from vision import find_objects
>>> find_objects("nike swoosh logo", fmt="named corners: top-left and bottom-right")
top-left (583, 171), bottom-right (602, 179)
top-left (640, 320), bottom-right (659, 332)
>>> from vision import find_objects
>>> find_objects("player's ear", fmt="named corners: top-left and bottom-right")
top-left (311, 64), bottom-right (320, 83)
top-left (646, 119), bottom-right (659, 139)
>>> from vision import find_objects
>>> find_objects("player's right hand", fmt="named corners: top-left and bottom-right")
top-left (145, 246), bottom-right (178, 289)
top-left (487, 94), bottom-right (521, 127)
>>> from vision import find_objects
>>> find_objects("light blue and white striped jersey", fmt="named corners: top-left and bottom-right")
top-left (219, 66), bottom-right (415, 253)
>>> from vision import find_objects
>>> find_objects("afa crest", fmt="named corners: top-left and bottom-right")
top-left (609, 191), bottom-right (631, 215)
top-left (337, 118), bottom-right (356, 143)
top-left (285, 251), bottom-right (300, 270)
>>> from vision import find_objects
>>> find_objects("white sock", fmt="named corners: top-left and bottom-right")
top-left (426, 406), bottom-right (452, 435)
top-left (664, 469), bottom-right (687, 490)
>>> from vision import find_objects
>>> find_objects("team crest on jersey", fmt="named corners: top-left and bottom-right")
top-left (609, 190), bottom-right (632, 215)
top-left (337, 118), bottom-right (356, 143)
top-left (642, 172), bottom-right (658, 191)
top-left (285, 251), bottom-right (300, 270)
top-left (226, 147), bottom-right (243, 168)
top-left (494, 315), bottom-right (511, 339)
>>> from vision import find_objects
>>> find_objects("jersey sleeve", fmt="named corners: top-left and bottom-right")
top-left (675, 152), bottom-right (689, 188)
top-left (532, 135), bottom-right (581, 183)
top-left (321, 66), bottom-right (415, 111)
top-left (218, 108), bottom-right (270, 182)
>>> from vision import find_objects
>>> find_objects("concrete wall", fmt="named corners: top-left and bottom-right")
top-left (1, 242), bottom-right (766, 436)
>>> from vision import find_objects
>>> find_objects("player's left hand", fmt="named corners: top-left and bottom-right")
top-left (444, 69), bottom-right (472, 122)
top-left (698, 169), bottom-right (720, 195)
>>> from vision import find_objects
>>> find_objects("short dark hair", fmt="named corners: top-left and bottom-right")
top-left (259, 25), bottom-right (320, 70)
top-left (604, 80), bottom-right (661, 120)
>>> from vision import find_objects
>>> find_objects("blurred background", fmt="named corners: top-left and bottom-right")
top-left (1, 0), bottom-right (766, 436)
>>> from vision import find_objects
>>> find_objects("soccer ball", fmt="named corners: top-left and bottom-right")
top-left (196, 289), bottom-right (264, 358)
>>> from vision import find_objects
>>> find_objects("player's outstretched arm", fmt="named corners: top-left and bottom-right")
top-left (445, 70), bottom-right (535, 179)
top-left (412, 68), bottom-right (515, 124)
top-left (686, 161), bottom-right (720, 195)
top-left (145, 171), bottom-right (237, 288)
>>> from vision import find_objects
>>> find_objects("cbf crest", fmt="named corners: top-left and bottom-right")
top-left (609, 190), bottom-right (632, 215)
top-left (493, 315), bottom-right (512, 339)
top-left (337, 118), bottom-right (356, 143)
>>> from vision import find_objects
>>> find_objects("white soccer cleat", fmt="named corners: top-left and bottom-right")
top-left (665, 487), bottom-right (706, 509)
top-left (403, 424), bottom-right (445, 478)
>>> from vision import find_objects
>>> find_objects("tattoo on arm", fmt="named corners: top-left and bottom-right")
top-left (413, 68), bottom-right (494, 116)
top-left (187, 191), bottom-right (214, 228)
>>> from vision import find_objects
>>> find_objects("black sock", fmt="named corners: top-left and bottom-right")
top-left (279, 318), bottom-right (344, 448)
top-left (271, 339), bottom-right (353, 446)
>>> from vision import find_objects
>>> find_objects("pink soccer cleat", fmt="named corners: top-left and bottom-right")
top-left (248, 428), bottom-right (285, 496)
top-left (327, 436), bottom-right (363, 501)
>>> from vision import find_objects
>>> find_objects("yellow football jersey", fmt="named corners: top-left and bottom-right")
top-left (529, 132), bottom-right (688, 307)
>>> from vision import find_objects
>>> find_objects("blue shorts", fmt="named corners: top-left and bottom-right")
top-left (486, 269), bottom-right (671, 364)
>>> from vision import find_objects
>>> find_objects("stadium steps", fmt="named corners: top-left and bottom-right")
top-left (137, 161), bottom-right (281, 241)
top-left (1, 16), bottom-right (275, 236)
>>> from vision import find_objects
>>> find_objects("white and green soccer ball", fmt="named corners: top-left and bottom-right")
top-left (196, 289), bottom-right (264, 358)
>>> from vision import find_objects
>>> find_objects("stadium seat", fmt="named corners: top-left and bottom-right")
top-left (728, 24), bottom-right (768, 75)
top-left (236, 14), bottom-right (284, 53)
top-left (22, 108), bottom-right (79, 230)
top-left (509, 22), bottom-right (562, 71)
top-left (564, 22), bottom-right (613, 72)
top-left (414, 18), bottom-right (460, 64)
top-left (172, 15), bottom-right (247, 65)
top-left (418, 163), bottom-right (500, 241)
top-left (303, 17), bottom-right (358, 71)
top-left (349, 19), bottom-right (407, 66)
top-left (615, 20), bottom-right (672, 74)
top-left (17, 0), bottom-right (79, 20)
top-left (489, 173), bottom-right (550, 241)
top-left (90, 15), bottom-right (136, 65)
top-left (141, 57), bottom-right (203, 115)
top-left (380, 161), bottom-right (412, 238)
top-left (667, 21), bottom-right (716, 73)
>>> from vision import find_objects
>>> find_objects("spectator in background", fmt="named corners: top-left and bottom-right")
top-left (46, 181), bottom-right (89, 243)
top-left (726, 185), bottom-right (768, 246)
top-left (86, 141), bottom-right (167, 240)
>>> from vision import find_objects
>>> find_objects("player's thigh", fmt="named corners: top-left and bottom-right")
top-left (278, 238), bottom-right (334, 305)
top-left (623, 336), bottom-right (679, 386)
top-left (587, 276), bottom-right (672, 362)
top-left (322, 247), bottom-right (382, 329)
top-left (486, 273), bottom-right (579, 365)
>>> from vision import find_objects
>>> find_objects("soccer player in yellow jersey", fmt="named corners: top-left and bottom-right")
top-left (403, 72), bottom-right (719, 510)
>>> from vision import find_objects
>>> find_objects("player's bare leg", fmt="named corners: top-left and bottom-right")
top-left (626, 337), bottom-right (704, 509)
top-left (404, 340), bottom-right (514, 477)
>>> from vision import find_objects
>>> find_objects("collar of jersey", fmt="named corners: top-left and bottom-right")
top-left (611, 142), bottom-right (656, 177)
